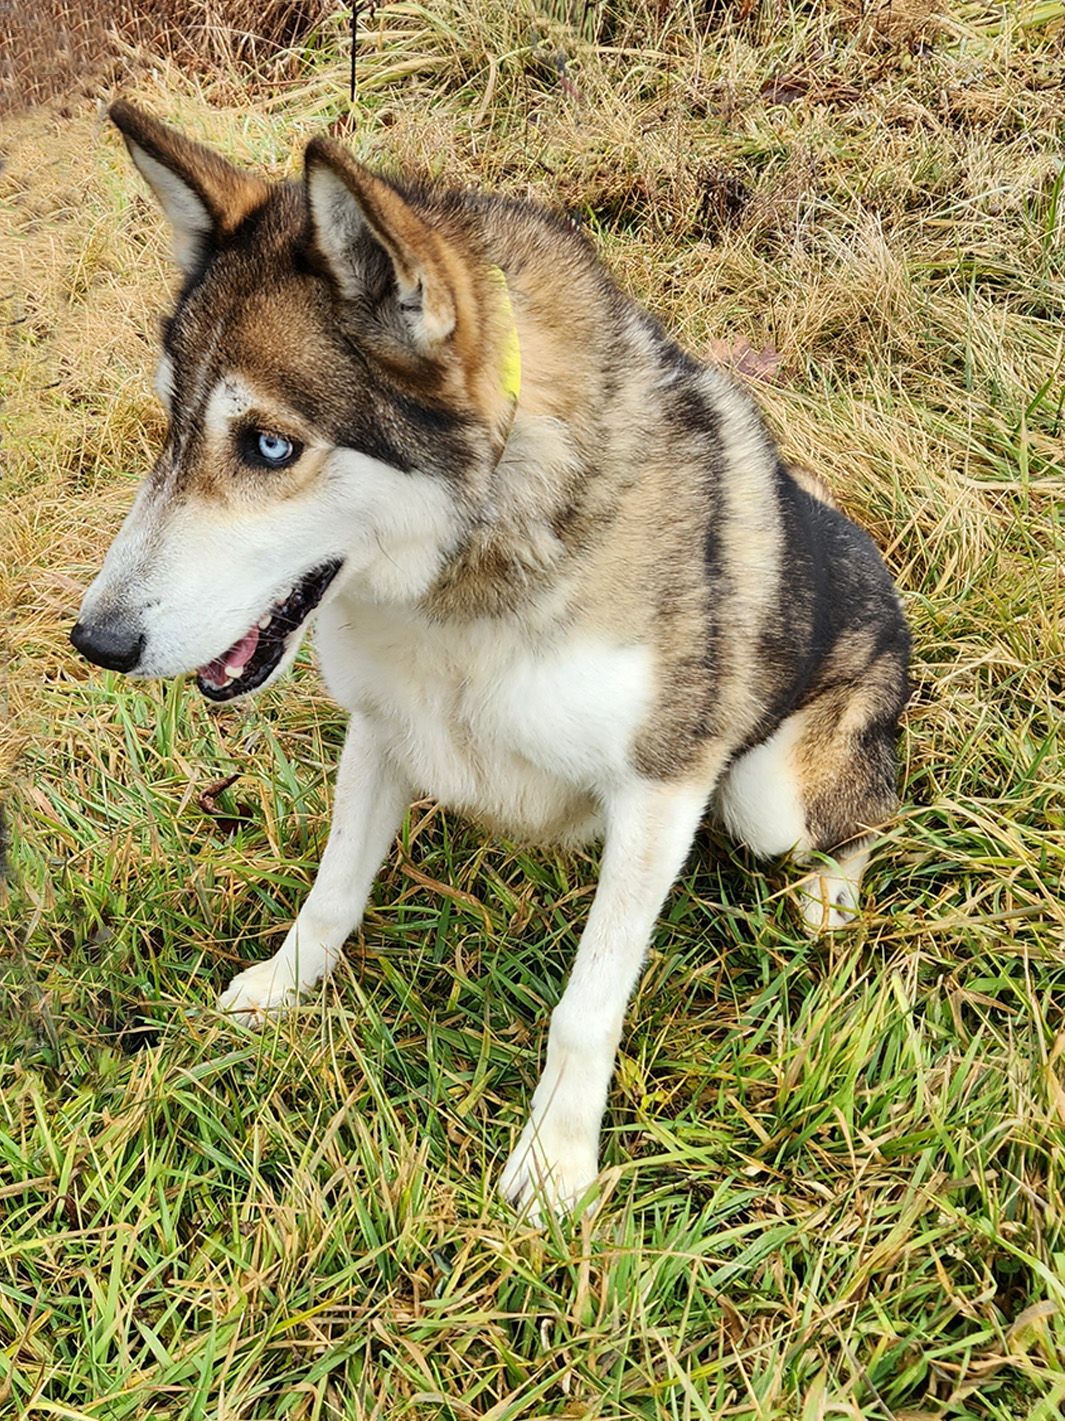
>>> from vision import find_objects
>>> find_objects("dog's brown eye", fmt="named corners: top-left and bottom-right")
top-left (241, 429), bottom-right (303, 469)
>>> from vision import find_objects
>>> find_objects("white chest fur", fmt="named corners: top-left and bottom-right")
top-left (315, 598), bottom-right (653, 844)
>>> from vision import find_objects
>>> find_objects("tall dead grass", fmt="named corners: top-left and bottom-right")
top-left (0, 0), bottom-right (335, 116)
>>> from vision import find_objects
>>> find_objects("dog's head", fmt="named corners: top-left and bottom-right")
top-left (72, 104), bottom-right (520, 700)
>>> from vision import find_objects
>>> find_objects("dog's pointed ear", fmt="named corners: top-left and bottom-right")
top-left (303, 136), bottom-right (456, 351)
top-left (110, 101), bottom-right (269, 276)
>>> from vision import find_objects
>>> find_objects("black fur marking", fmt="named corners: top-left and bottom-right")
top-left (727, 464), bottom-right (910, 766)
top-left (328, 388), bottom-right (479, 479)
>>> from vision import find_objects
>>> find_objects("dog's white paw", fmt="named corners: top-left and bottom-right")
top-left (499, 1112), bottom-right (599, 1224)
top-left (798, 871), bottom-right (862, 933)
top-left (797, 843), bottom-right (871, 934)
top-left (218, 958), bottom-right (304, 1024)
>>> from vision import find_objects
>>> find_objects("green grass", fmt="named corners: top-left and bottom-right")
top-left (3, 1), bottom-right (1065, 1416)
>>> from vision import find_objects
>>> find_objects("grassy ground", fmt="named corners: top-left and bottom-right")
top-left (2, 1), bottom-right (1065, 1416)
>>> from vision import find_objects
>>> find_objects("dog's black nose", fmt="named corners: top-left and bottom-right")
top-left (70, 617), bottom-right (145, 673)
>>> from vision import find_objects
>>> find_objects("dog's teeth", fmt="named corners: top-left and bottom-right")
top-left (258, 615), bottom-right (272, 630)
top-left (224, 663), bottom-right (245, 679)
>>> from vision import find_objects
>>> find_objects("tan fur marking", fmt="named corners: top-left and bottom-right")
top-left (787, 637), bottom-right (904, 850)
top-left (786, 462), bottom-right (839, 509)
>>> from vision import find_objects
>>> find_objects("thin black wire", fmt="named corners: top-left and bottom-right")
top-left (350, 3), bottom-right (356, 105)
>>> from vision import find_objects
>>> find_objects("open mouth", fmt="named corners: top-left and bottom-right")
top-left (195, 560), bottom-right (343, 702)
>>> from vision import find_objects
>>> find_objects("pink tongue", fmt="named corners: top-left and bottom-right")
top-left (197, 624), bottom-right (260, 684)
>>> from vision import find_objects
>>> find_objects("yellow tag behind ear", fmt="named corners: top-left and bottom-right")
top-left (487, 265), bottom-right (521, 404)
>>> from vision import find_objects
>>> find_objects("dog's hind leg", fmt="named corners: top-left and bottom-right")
top-left (717, 672), bottom-right (904, 932)
top-left (219, 714), bottom-right (410, 1022)
top-left (499, 776), bottom-right (710, 1221)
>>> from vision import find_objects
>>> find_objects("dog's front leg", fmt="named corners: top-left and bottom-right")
top-left (500, 778), bottom-right (709, 1220)
top-left (219, 713), bottom-right (410, 1023)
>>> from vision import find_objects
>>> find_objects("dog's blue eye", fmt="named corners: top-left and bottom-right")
top-left (259, 432), bottom-right (293, 463)
top-left (243, 429), bottom-right (303, 469)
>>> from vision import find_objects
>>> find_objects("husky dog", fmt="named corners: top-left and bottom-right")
top-left (72, 104), bottom-right (910, 1217)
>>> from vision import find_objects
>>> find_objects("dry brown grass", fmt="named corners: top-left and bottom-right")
top-left (0, 0), bottom-right (334, 117)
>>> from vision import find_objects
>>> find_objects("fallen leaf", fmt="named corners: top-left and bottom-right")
top-left (707, 337), bottom-right (784, 383)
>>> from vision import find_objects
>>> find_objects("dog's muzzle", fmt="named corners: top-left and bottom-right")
top-left (194, 559), bottom-right (344, 702)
